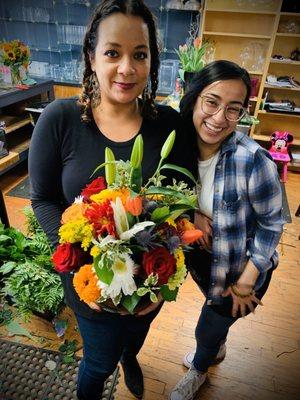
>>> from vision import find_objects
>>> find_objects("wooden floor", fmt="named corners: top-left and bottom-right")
top-left (0, 166), bottom-right (300, 400)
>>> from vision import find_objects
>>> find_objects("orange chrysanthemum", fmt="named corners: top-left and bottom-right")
top-left (73, 264), bottom-right (101, 304)
top-left (61, 203), bottom-right (86, 224)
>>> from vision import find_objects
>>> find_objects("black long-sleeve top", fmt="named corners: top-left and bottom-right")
top-left (29, 98), bottom-right (195, 319)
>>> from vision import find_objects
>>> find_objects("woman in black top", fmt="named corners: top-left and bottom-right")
top-left (29, 1), bottom-right (191, 399)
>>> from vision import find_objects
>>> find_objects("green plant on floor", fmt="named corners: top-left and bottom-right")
top-left (59, 339), bottom-right (78, 364)
top-left (0, 207), bottom-right (64, 320)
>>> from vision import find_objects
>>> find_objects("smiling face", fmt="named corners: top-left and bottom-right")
top-left (90, 13), bottom-right (151, 106)
top-left (192, 79), bottom-right (247, 159)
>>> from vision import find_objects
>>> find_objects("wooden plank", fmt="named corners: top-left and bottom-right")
top-left (2, 115), bottom-right (32, 134)
top-left (0, 152), bottom-right (19, 173)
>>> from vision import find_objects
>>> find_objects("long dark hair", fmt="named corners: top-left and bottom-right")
top-left (78, 0), bottom-right (159, 122)
top-left (180, 60), bottom-right (251, 145)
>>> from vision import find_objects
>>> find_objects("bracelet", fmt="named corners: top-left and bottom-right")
top-left (230, 284), bottom-right (254, 298)
top-left (235, 282), bottom-right (254, 289)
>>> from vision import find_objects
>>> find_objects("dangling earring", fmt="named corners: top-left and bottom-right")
top-left (90, 71), bottom-right (101, 107)
top-left (142, 79), bottom-right (151, 104)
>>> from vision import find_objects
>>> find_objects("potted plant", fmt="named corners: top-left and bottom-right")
top-left (175, 22), bottom-right (209, 91)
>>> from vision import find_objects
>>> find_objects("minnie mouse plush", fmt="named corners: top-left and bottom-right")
top-left (269, 131), bottom-right (294, 182)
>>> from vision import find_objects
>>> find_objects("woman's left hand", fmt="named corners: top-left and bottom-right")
top-left (136, 293), bottom-right (163, 316)
top-left (222, 286), bottom-right (263, 318)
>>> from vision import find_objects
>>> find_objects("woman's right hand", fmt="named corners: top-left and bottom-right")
top-left (194, 212), bottom-right (212, 251)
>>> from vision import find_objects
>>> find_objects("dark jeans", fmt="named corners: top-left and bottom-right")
top-left (75, 306), bottom-right (161, 400)
top-left (188, 248), bottom-right (274, 372)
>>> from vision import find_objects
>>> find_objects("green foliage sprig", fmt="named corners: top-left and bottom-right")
top-left (0, 208), bottom-right (64, 319)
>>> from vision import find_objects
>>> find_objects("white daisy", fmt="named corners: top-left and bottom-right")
top-left (99, 253), bottom-right (137, 302)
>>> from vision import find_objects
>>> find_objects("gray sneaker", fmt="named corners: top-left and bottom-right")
top-left (169, 367), bottom-right (207, 400)
top-left (182, 343), bottom-right (226, 369)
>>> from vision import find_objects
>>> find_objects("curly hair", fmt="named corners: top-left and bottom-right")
top-left (78, 0), bottom-right (160, 123)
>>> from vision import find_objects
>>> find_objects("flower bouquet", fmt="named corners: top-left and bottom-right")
top-left (52, 131), bottom-right (202, 314)
top-left (0, 40), bottom-right (30, 85)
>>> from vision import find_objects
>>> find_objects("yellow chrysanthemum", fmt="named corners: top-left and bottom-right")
top-left (90, 245), bottom-right (101, 258)
top-left (167, 248), bottom-right (187, 290)
top-left (90, 187), bottom-right (130, 205)
top-left (73, 264), bottom-right (101, 304)
top-left (59, 217), bottom-right (93, 251)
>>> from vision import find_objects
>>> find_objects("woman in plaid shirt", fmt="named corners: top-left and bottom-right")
top-left (170, 60), bottom-right (284, 400)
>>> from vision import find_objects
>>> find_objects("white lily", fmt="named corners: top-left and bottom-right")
top-left (99, 253), bottom-right (137, 301)
top-left (119, 221), bottom-right (155, 241)
top-left (111, 197), bottom-right (129, 236)
top-left (111, 197), bottom-right (155, 241)
top-left (95, 235), bottom-right (121, 248)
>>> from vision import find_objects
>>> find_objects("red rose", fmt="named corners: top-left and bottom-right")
top-left (142, 247), bottom-right (176, 285)
top-left (52, 243), bottom-right (85, 273)
top-left (81, 177), bottom-right (106, 200)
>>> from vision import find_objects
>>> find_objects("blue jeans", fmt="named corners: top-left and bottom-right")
top-left (189, 248), bottom-right (274, 372)
top-left (75, 306), bottom-right (161, 400)
top-left (193, 302), bottom-right (236, 372)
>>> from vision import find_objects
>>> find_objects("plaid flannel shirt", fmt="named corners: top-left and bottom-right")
top-left (206, 131), bottom-right (284, 305)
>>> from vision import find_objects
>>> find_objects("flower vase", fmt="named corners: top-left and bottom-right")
top-left (10, 64), bottom-right (22, 85)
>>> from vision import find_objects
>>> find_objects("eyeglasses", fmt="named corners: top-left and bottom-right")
top-left (199, 95), bottom-right (247, 122)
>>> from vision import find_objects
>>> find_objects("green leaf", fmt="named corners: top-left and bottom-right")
top-left (0, 261), bottom-right (16, 274)
top-left (160, 285), bottom-right (178, 301)
top-left (0, 234), bottom-right (12, 242)
top-left (169, 208), bottom-right (192, 221)
top-left (151, 206), bottom-right (170, 223)
top-left (145, 186), bottom-right (187, 200)
top-left (121, 292), bottom-right (141, 314)
top-left (94, 256), bottom-right (114, 285)
top-left (130, 166), bottom-right (142, 192)
top-left (63, 355), bottom-right (74, 364)
top-left (160, 164), bottom-right (197, 184)
top-left (90, 160), bottom-right (117, 178)
top-left (137, 287), bottom-right (149, 297)
top-left (150, 291), bottom-right (158, 303)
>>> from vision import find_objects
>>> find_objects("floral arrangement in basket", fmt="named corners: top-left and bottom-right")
top-left (52, 131), bottom-right (202, 314)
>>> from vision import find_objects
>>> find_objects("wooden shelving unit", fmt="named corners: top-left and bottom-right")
top-left (252, 5), bottom-right (300, 166)
top-left (2, 115), bottom-right (32, 134)
top-left (200, 0), bottom-right (300, 170)
top-left (264, 84), bottom-right (300, 91)
top-left (0, 79), bottom-right (54, 175)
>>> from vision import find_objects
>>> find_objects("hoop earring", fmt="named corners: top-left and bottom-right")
top-left (90, 71), bottom-right (101, 107)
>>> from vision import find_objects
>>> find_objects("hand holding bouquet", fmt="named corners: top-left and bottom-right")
top-left (53, 131), bottom-right (202, 313)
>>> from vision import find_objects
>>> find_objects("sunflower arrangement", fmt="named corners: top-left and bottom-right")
top-left (0, 39), bottom-right (30, 68)
top-left (52, 131), bottom-right (202, 313)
